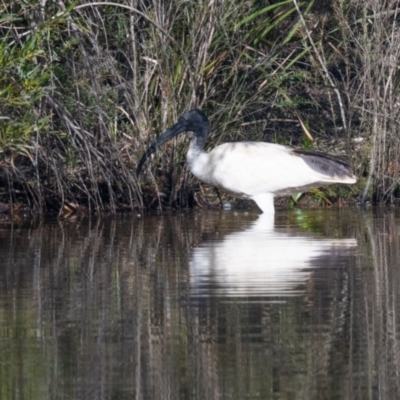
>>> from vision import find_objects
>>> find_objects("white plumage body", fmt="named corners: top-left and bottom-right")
top-left (187, 141), bottom-right (356, 213)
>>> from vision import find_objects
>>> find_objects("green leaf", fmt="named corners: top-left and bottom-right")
top-left (235, 0), bottom-right (293, 29)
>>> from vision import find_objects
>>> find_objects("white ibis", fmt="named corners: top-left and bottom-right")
top-left (136, 109), bottom-right (357, 213)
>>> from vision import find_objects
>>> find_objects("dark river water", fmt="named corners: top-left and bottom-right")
top-left (1, 208), bottom-right (400, 399)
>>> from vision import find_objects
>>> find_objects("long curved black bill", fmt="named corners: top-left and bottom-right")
top-left (136, 120), bottom-right (187, 177)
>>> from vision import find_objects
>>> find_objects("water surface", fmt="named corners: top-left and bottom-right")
top-left (1, 208), bottom-right (400, 399)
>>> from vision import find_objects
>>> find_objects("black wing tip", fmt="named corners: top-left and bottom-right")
top-left (292, 148), bottom-right (351, 168)
top-left (293, 148), bottom-right (356, 182)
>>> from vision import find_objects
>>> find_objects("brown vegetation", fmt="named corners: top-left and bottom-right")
top-left (1, 0), bottom-right (400, 215)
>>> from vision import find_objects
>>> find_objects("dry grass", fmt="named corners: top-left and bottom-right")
top-left (3, 0), bottom-right (399, 214)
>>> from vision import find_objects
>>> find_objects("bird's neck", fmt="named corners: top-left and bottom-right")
top-left (187, 135), bottom-right (206, 160)
top-left (186, 135), bottom-right (209, 179)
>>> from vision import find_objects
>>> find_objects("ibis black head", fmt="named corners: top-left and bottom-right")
top-left (179, 109), bottom-right (210, 135)
top-left (136, 109), bottom-right (210, 177)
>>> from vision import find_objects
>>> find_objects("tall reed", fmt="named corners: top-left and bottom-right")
top-left (3, 0), bottom-right (397, 213)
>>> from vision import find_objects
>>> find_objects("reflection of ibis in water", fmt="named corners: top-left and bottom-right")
top-left (136, 110), bottom-right (356, 213)
top-left (189, 213), bottom-right (357, 297)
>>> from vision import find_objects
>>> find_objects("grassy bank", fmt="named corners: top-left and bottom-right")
top-left (1, 0), bottom-right (399, 217)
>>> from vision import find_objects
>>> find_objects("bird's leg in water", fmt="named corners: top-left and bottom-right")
top-left (252, 193), bottom-right (275, 214)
